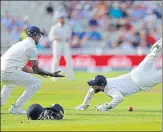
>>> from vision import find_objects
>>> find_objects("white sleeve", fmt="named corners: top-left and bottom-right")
top-left (82, 88), bottom-right (95, 105)
top-left (48, 26), bottom-right (56, 41)
top-left (25, 48), bottom-right (38, 60)
top-left (105, 88), bottom-right (124, 109)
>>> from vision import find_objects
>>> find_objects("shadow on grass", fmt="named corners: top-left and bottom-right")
top-left (65, 108), bottom-right (162, 112)
top-left (1, 112), bottom-right (11, 115)
top-left (66, 113), bottom-right (161, 116)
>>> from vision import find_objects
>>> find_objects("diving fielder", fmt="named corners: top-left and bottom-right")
top-left (1, 26), bottom-right (64, 115)
top-left (48, 15), bottom-right (74, 80)
top-left (75, 38), bottom-right (162, 112)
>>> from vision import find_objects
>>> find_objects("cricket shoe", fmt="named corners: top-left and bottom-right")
top-left (148, 38), bottom-right (162, 58)
top-left (8, 104), bottom-right (27, 115)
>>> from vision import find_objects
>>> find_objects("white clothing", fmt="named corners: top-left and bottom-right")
top-left (48, 23), bottom-right (74, 79)
top-left (1, 37), bottom-right (38, 72)
top-left (1, 37), bottom-right (41, 108)
top-left (81, 38), bottom-right (162, 110)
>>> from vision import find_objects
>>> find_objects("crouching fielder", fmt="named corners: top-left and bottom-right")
top-left (75, 38), bottom-right (162, 112)
top-left (1, 26), bottom-right (64, 115)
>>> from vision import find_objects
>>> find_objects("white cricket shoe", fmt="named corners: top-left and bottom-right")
top-left (75, 104), bottom-right (90, 111)
top-left (148, 38), bottom-right (162, 58)
top-left (8, 104), bottom-right (27, 115)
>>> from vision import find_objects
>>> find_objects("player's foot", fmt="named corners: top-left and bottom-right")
top-left (148, 38), bottom-right (162, 58)
top-left (151, 38), bottom-right (162, 50)
top-left (8, 104), bottom-right (27, 115)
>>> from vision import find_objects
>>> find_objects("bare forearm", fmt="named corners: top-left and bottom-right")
top-left (32, 66), bottom-right (53, 77)
top-left (22, 66), bottom-right (34, 73)
top-left (29, 60), bottom-right (64, 78)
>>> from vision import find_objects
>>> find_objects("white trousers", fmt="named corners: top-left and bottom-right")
top-left (51, 41), bottom-right (74, 80)
top-left (130, 38), bottom-right (162, 90)
top-left (1, 69), bottom-right (41, 107)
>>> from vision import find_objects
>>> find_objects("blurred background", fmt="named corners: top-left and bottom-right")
top-left (1, 1), bottom-right (162, 72)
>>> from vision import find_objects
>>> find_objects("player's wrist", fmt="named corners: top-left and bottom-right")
top-left (104, 102), bottom-right (112, 110)
top-left (48, 73), bottom-right (54, 77)
top-left (82, 104), bottom-right (90, 108)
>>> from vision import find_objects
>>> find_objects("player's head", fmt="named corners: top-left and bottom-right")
top-left (27, 104), bottom-right (45, 120)
top-left (45, 104), bottom-right (64, 120)
top-left (26, 26), bottom-right (44, 45)
top-left (58, 15), bottom-right (65, 24)
top-left (87, 75), bottom-right (107, 93)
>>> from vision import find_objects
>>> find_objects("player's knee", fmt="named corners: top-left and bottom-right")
top-left (119, 95), bottom-right (124, 102)
top-left (29, 78), bottom-right (42, 90)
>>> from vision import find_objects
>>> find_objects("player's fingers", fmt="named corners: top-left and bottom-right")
top-left (41, 75), bottom-right (48, 78)
top-left (94, 105), bottom-right (98, 109)
top-left (57, 74), bottom-right (65, 77)
top-left (55, 71), bottom-right (61, 74)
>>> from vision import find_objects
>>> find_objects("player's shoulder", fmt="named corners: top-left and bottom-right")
top-left (25, 46), bottom-right (38, 56)
top-left (22, 38), bottom-right (36, 49)
top-left (51, 24), bottom-right (58, 30)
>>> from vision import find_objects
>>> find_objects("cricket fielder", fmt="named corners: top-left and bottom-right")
top-left (1, 26), bottom-right (64, 114)
top-left (75, 38), bottom-right (162, 112)
top-left (48, 15), bottom-right (74, 80)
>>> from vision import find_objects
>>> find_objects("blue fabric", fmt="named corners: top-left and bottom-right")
top-left (86, 32), bottom-right (101, 40)
top-left (109, 8), bottom-right (123, 18)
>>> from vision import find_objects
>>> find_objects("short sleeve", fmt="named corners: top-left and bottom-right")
top-left (25, 47), bottom-right (38, 60)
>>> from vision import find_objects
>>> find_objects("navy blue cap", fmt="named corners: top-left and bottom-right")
top-left (26, 26), bottom-right (44, 37)
top-left (27, 104), bottom-right (44, 120)
top-left (88, 75), bottom-right (107, 86)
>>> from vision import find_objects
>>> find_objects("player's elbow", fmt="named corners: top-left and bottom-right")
top-left (32, 65), bottom-right (39, 74)
top-left (48, 35), bottom-right (53, 41)
top-left (114, 94), bottom-right (124, 103)
top-left (118, 94), bottom-right (124, 102)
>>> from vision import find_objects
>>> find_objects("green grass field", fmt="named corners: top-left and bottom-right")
top-left (1, 72), bottom-right (162, 131)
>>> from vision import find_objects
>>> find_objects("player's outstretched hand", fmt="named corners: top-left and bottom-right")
top-left (53, 71), bottom-right (65, 77)
top-left (41, 75), bottom-right (48, 78)
top-left (75, 104), bottom-right (90, 111)
top-left (94, 104), bottom-right (108, 112)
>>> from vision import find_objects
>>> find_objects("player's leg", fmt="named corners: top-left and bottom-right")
top-left (4, 70), bottom-right (41, 114)
top-left (1, 84), bottom-right (15, 106)
top-left (143, 69), bottom-right (162, 90)
top-left (148, 38), bottom-right (162, 59)
top-left (51, 42), bottom-right (62, 80)
top-left (64, 43), bottom-right (74, 80)
top-left (152, 69), bottom-right (162, 85)
top-left (134, 38), bottom-right (162, 71)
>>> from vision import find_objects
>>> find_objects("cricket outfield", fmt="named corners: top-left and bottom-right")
top-left (1, 72), bottom-right (162, 131)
